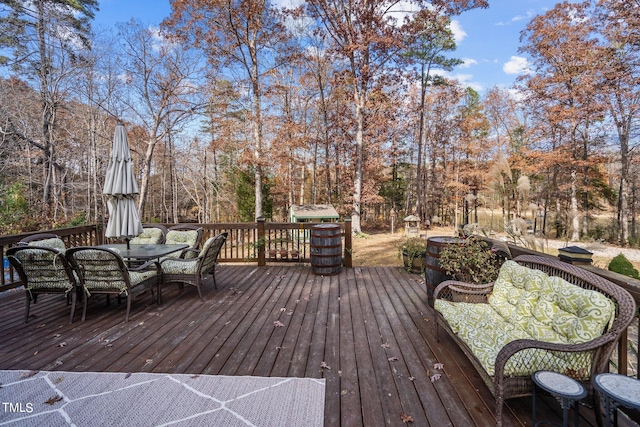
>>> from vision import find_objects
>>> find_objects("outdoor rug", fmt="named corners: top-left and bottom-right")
top-left (0, 370), bottom-right (325, 426)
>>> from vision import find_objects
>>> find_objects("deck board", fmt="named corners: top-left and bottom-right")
top-left (0, 265), bottom-right (601, 426)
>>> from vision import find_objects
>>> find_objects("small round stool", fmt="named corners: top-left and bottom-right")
top-left (592, 373), bottom-right (640, 427)
top-left (532, 370), bottom-right (587, 427)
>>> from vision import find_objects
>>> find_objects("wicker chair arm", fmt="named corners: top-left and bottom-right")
top-left (130, 259), bottom-right (161, 273)
top-left (179, 248), bottom-right (200, 259)
top-left (433, 280), bottom-right (494, 301)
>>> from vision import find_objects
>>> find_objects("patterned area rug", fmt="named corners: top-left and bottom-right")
top-left (0, 370), bottom-right (325, 426)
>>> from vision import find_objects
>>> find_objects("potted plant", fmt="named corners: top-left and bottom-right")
top-left (399, 237), bottom-right (427, 273)
top-left (438, 235), bottom-right (504, 284)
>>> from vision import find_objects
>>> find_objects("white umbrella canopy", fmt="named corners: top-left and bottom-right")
top-left (103, 123), bottom-right (143, 244)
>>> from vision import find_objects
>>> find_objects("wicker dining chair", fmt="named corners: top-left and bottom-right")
top-left (164, 224), bottom-right (203, 259)
top-left (130, 224), bottom-right (168, 245)
top-left (7, 245), bottom-right (78, 323)
top-left (66, 247), bottom-right (161, 322)
top-left (159, 232), bottom-right (228, 302)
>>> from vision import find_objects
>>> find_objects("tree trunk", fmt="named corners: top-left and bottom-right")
top-left (352, 90), bottom-right (365, 234)
top-left (570, 169), bottom-right (580, 241)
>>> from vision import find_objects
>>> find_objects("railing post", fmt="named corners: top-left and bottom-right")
top-left (257, 216), bottom-right (266, 267)
top-left (344, 216), bottom-right (352, 268)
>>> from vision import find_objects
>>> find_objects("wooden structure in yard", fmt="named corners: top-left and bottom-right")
top-left (289, 204), bottom-right (339, 224)
top-left (0, 265), bottom-right (606, 426)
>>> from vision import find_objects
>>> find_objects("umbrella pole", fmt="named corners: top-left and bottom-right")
top-left (126, 238), bottom-right (131, 250)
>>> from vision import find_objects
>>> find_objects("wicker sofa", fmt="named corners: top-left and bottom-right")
top-left (433, 254), bottom-right (636, 427)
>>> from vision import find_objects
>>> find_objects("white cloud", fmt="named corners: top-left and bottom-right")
top-left (460, 58), bottom-right (477, 68)
top-left (449, 20), bottom-right (466, 44)
top-left (452, 73), bottom-right (483, 92)
top-left (503, 56), bottom-right (532, 75)
top-left (511, 10), bottom-right (536, 22)
top-left (387, 1), bottom-right (421, 26)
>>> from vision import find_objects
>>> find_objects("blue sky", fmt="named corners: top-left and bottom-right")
top-left (94, 0), bottom-right (562, 93)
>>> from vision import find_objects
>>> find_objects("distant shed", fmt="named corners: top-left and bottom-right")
top-left (289, 204), bottom-right (339, 223)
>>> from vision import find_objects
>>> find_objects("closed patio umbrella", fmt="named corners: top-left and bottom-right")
top-left (103, 123), bottom-right (143, 248)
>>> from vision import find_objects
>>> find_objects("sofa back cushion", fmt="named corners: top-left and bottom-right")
top-left (489, 260), bottom-right (548, 323)
top-left (531, 276), bottom-right (615, 344)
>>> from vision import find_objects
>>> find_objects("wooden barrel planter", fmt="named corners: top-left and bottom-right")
top-left (424, 236), bottom-right (463, 307)
top-left (310, 224), bottom-right (342, 276)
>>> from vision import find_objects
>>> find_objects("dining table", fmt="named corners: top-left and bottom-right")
top-left (97, 243), bottom-right (189, 261)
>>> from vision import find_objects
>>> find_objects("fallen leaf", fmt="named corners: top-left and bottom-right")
top-left (408, 376), bottom-right (415, 381)
top-left (53, 334), bottom-right (61, 338)
top-left (98, 337), bottom-right (104, 343)
top-left (338, 370), bottom-right (343, 377)
top-left (58, 342), bottom-right (67, 348)
top-left (287, 311), bottom-right (293, 316)
top-left (430, 373), bottom-right (441, 382)
top-left (124, 372), bottom-right (132, 379)
top-left (320, 361), bottom-right (331, 370)
top-left (20, 371), bottom-right (39, 378)
top-left (434, 363), bottom-right (444, 370)
top-left (341, 390), bottom-right (348, 396)
top-left (36, 324), bottom-right (46, 328)
top-left (44, 395), bottom-right (62, 405)
top-left (401, 413), bottom-right (414, 423)
top-left (53, 376), bottom-right (64, 384)
top-left (279, 307), bottom-right (287, 312)
top-left (190, 375), bottom-right (200, 379)
top-left (381, 343), bottom-right (391, 349)
top-left (388, 357), bottom-right (399, 362)
top-left (105, 344), bottom-right (113, 348)
top-left (273, 320), bottom-right (285, 327)
top-left (33, 351), bottom-right (38, 356)
top-left (54, 360), bottom-right (63, 367)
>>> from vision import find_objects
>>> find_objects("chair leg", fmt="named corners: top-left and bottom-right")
top-left (69, 290), bottom-right (77, 324)
top-left (24, 293), bottom-right (31, 323)
top-left (157, 281), bottom-right (162, 305)
top-left (197, 282), bottom-right (204, 301)
top-left (212, 269), bottom-right (218, 289)
top-left (125, 294), bottom-right (132, 322)
top-left (496, 395), bottom-right (504, 427)
top-left (82, 291), bottom-right (88, 322)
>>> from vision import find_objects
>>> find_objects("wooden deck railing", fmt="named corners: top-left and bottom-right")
top-left (0, 219), bottom-right (353, 292)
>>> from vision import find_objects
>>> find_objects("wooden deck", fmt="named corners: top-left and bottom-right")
top-left (0, 266), bottom-right (600, 426)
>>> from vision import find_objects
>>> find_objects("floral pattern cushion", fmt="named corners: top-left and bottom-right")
top-left (28, 238), bottom-right (66, 253)
top-left (161, 259), bottom-right (199, 275)
top-left (130, 228), bottom-right (164, 245)
top-left (488, 260), bottom-right (548, 321)
top-left (129, 270), bottom-right (158, 287)
top-left (166, 230), bottom-right (199, 246)
top-left (532, 276), bottom-right (615, 344)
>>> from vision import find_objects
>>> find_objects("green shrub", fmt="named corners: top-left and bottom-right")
top-left (607, 253), bottom-right (640, 279)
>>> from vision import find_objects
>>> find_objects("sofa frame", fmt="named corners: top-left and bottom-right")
top-left (433, 254), bottom-right (636, 426)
